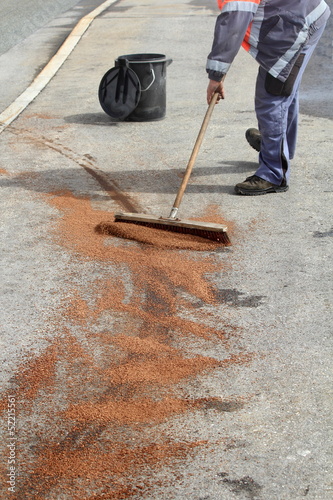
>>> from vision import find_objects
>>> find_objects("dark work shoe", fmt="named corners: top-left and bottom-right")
top-left (245, 128), bottom-right (261, 152)
top-left (235, 175), bottom-right (289, 195)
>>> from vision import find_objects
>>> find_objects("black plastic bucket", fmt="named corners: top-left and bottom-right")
top-left (99, 53), bottom-right (172, 122)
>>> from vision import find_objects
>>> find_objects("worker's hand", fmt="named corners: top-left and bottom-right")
top-left (207, 79), bottom-right (225, 104)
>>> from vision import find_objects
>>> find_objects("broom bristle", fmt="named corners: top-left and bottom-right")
top-left (116, 217), bottom-right (231, 245)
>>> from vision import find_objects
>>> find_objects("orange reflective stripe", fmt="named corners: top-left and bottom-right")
top-left (217, 0), bottom-right (261, 9)
top-left (241, 40), bottom-right (251, 52)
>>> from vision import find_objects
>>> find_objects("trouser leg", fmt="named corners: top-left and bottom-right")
top-left (254, 23), bottom-right (326, 185)
top-left (286, 92), bottom-right (299, 160)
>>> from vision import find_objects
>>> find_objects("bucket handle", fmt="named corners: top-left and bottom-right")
top-left (141, 68), bottom-right (155, 92)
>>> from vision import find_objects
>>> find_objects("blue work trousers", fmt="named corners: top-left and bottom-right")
top-left (254, 23), bottom-right (326, 185)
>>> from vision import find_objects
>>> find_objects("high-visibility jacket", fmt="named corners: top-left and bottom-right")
top-left (207, 0), bottom-right (330, 82)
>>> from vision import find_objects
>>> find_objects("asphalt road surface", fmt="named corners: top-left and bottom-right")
top-left (0, 0), bottom-right (82, 55)
top-left (0, 0), bottom-right (332, 499)
top-left (0, 0), bottom-right (109, 113)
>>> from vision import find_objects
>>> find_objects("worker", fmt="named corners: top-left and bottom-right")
top-left (206, 0), bottom-right (330, 195)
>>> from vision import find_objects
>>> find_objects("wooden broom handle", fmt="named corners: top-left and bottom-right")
top-left (171, 91), bottom-right (219, 213)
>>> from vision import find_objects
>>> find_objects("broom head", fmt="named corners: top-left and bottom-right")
top-left (114, 212), bottom-right (231, 245)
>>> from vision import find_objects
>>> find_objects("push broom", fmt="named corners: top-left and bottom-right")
top-left (115, 92), bottom-right (231, 245)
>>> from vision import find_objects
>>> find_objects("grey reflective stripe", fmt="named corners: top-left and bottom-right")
top-left (247, 2), bottom-right (265, 46)
top-left (222, 1), bottom-right (259, 13)
top-left (206, 59), bottom-right (231, 73)
top-left (251, 0), bottom-right (328, 78)
top-left (306, 0), bottom-right (328, 25)
top-left (248, 47), bottom-right (258, 59)
top-left (269, 29), bottom-right (308, 77)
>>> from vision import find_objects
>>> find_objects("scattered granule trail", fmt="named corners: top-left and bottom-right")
top-left (16, 438), bottom-right (206, 500)
top-left (46, 190), bottom-right (224, 255)
top-left (1, 189), bottom-right (249, 499)
top-left (90, 276), bottom-right (221, 338)
top-left (104, 354), bottom-right (220, 387)
top-left (65, 396), bottom-right (191, 424)
top-left (110, 335), bottom-right (177, 355)
top-left (45, 190), bottom-right (223, 312)
top-left (15, 343), bottom-right (58, 402)
top-left (64, 289), bottom-right (93, 323)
